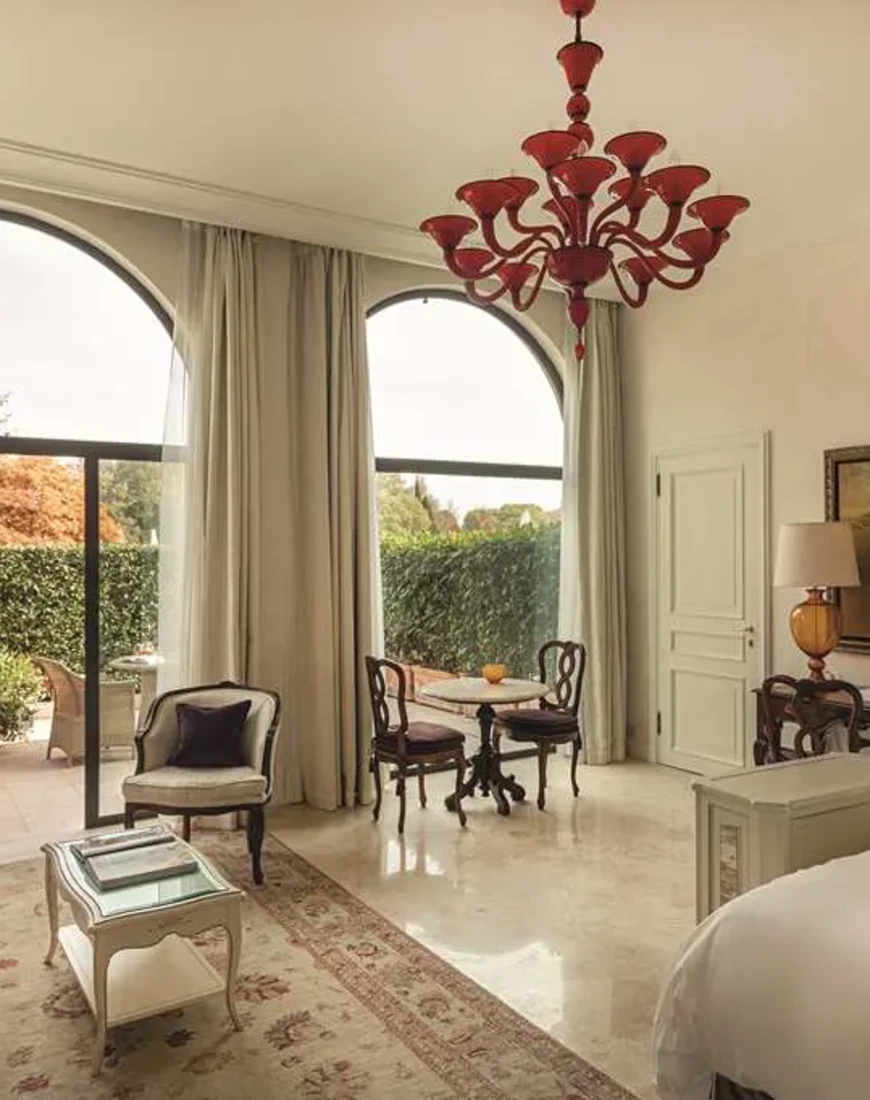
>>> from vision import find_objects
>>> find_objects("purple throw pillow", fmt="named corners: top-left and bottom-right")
top-left (169, 700), bottom-right (252, 768)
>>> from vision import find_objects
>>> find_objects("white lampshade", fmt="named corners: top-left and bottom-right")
top-left (773, 521), bottom-right (860, 589)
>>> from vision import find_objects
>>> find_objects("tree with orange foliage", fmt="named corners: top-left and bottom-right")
top-left (0, 456), bottom-right (123, 545)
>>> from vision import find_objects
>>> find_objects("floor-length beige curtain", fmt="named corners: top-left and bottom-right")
top-left (558, 299), bottom-right (627, 763)
top-left (255, 239), bottom-right (375, 810)
top-left (159, 224), bottom-right (261, 690)
top-left (159, 223), bottom-right (375, 811)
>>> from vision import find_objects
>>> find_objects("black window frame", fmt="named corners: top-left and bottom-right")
top-left (0, 212), bottom-right (171, 829)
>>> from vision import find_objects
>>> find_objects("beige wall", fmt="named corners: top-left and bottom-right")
top-left (621, 229), bottom-right (870, 759)
top-left (0, 184), bottom-right (182, 313)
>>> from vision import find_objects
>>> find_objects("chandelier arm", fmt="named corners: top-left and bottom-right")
top-left (594, 207), bottom-right (643, 238)
top-left (609, 260), bottom-right (647, 309)
top-left (589, 184), bottom-right (635, 241)
top-left (512, 257), bottom-right (552, 312)
top-left (601, 206), bottom-right (685, 255)
top-left (443, 250), bottom-right (510, 282)
top-left (612, 237), bottom-right (707, 290)
top-left (506, 207), bottom-right (566, 247)
top-left (464, 280), bottom-right (512, 306)
top-left (544, 175), bottom-right (580, 240)
top-left (606, 231), bottom-right (710, 272)
top-left (481, 216), bottom-right (553, 260)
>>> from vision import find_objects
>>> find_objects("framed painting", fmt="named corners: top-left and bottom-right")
top-left (825, 445), bottom-right (870, 652)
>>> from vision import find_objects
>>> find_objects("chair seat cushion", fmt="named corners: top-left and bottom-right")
top-left (123, 765), bottom-right (267, 809)
top-left (496, 708), bottom-right (579, 741)
top-left (377, 721), bottom-right (464, 756)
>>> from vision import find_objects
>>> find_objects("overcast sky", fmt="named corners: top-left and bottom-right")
top-left (0, 224), bottom-right (562, 519)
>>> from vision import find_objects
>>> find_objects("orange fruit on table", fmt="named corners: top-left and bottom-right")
top-left (482, 664), bottom-right (507, 684)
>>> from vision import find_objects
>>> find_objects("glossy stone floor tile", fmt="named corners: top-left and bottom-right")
top-left (271, 758), bottom-right (695, 1099)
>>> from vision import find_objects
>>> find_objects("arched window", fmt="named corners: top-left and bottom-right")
top-left (0, 215), bottom-right (172, 831)
top-left (367, 292), bottom-right (562, 688)
top-left (0, 216), bottom-right (170, 443)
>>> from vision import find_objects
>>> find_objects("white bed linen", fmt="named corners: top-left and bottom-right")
top-left (654, 849), bottom-right (870, 1100)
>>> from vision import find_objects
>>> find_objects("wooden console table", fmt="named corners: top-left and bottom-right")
top-left (752, 684), bottom-right (870, 765)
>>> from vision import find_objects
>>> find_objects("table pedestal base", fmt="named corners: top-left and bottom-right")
top-left (444, 703), bottom-right (526, 816)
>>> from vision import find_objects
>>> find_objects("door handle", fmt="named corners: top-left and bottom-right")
top-left (733, 624), bottom-right (755, 634)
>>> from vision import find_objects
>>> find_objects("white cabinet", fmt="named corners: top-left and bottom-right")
top-left (694, 754), bottom-right (870, 921)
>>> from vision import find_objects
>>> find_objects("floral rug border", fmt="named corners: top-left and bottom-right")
top-left (229, 832), bottom-right (637, 1100)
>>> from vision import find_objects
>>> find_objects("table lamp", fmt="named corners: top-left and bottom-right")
top-left (773, 521), bottom-right (860, 680)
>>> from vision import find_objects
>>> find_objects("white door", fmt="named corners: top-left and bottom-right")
top-left (654, 432), bottom-right (768, 774)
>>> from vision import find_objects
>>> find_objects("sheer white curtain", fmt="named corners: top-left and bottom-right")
top-left (559, 299), bottom-right (627, 763)
top-left (158, 223), bottom-right (375, 809)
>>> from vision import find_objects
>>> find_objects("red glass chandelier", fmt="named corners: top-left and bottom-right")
top-left (420, 0), bottom-right (749, 360)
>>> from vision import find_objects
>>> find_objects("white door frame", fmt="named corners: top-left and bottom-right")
top-left (648, 429), bottom-right (771, 766)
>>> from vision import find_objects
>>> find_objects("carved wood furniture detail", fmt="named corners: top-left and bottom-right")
top-left (754, 676), bottom-right (870, 765)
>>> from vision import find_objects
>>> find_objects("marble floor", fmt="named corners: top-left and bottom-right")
top-left (0, 726), bottom-right (695, 1099)
top-left (272, 758), bottom-right (695, 1099)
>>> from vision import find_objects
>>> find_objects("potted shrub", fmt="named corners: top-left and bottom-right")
top-left (0, 648), bottom-right (42, 741)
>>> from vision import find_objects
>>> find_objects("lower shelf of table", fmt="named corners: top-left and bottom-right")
top-left (59, 925), bottom-right (225, 1027)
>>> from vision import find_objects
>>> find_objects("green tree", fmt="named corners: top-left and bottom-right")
top-left (463, 503), bottom-right (555, 533)
top-left (413, 476), bottom-right (458, 533)
top-left (377, 474), bottom-right (432, 536)
top-left (100, 461), bottom-right (161, 544)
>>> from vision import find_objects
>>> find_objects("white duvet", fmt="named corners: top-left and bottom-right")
top-left (654, 850), bottom-right (870, 1100)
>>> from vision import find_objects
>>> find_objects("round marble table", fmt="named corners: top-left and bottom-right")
top-left (108, 655), bottom-right (163, 719)
top-left (418, 677), bottom-right (548, 817)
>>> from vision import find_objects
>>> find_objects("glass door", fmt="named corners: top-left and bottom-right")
top-left (90, 451), bottom-right (162, 826)
top-left (0, 452), bottom-right (86, 844)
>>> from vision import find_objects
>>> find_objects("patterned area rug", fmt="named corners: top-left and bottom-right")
top-left (0, 833), bottom-right (638, 1099)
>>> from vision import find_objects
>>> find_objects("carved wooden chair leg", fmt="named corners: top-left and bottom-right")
top-left (182, 815), bottom-right (191, 842)
top-left (537, 742), bottom-right (548, 811)
top-left (454, 752), bottom-right (467, 828)
top-left (397, 765), bottom-right (407, 835)
top-left (418, 768), bottom-right (427, 809)
top-left (371, 752), bottom-right (383, 823)
top-left (247, 805), bottom-right (266, 885)
top-left (570, 736), bottom-right (581, 797)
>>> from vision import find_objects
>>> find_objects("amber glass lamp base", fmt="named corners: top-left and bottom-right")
top-left (789, 589), bottom-right (842, 681)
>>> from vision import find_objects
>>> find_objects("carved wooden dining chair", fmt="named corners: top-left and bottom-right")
top-left (493, 639), bottom-right (586, 810)
top-left (758, 674), bottom-right (868, 763)
top-left (364, 656), bottom-right (467, 835)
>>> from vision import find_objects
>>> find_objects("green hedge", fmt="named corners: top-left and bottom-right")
top-left (0, 545), bottom-right (158, 672)
top-left (0, 530), bottom-right (559, 681)
top-left (381, 526), bottom-right (560, 678)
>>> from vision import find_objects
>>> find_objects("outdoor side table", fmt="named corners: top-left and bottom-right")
top-left (108, 654), bottom-right (163, 719)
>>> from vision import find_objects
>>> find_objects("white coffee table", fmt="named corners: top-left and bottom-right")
top-left (419, 677), bottom-right (548, 816)
top-left (42, 829), bottom-right (244, 1074)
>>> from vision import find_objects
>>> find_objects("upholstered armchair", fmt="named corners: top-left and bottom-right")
top-left (35, 656), bottom-right (136, 764)
top-left (122, 681), bottom-right (281, 883)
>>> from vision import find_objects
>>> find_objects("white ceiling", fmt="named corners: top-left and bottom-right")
top-left (0, 0), bottom-right (867, 274)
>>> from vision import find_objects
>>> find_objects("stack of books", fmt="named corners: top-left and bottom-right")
top-left (74, 826), bottom-right (198, 890)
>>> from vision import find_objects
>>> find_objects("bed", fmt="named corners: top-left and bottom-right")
top-left (654, 849), bottom-right (870, 1100)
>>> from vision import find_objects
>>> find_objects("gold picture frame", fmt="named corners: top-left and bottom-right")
top-left (825, 445), bottom-right (870, 652)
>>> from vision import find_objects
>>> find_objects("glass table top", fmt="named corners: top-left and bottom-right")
top-left (47, 828), bottom-right (232, 918)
